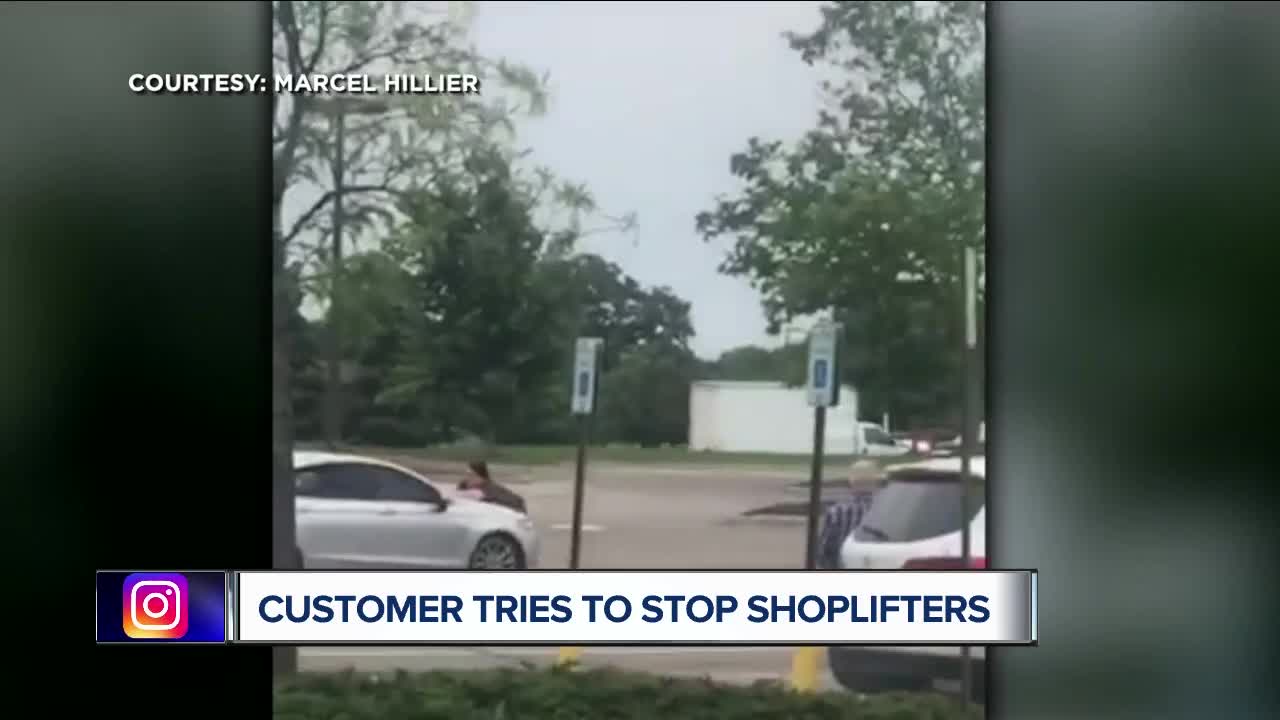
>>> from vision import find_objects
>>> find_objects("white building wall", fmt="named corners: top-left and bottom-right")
top-left (688, 381), bottom-right (859, 455)
top-left (687, 381), bottom-right (719, 451)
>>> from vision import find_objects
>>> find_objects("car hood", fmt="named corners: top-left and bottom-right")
top-left (441, 492), bottom-right (527, 521)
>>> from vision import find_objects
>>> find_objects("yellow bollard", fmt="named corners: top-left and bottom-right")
top-left (556, 646), bottom-right (582, 666)
top-left (789, 646), bottom-right (822, 692)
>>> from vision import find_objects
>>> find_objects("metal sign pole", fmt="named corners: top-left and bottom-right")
top-left (570, 412), bottom-right (589, 570)
top-left (567, 337), bottom-right (602, 570)
top-left (560, 337), bottom-right (601, 668)
top-left (804, 405), bottom-right (827, 569)
top-left (960, 246), bottom-right (978, 705)
top-left (802, 321), bottom-right (840, 568)
top-left (792, 320), bottom-right (840, 693)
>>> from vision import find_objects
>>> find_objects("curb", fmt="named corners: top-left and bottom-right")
top-left (783, 484), bottom-right (854, 498)
top-left (720, 514), bottom-right (808, 528)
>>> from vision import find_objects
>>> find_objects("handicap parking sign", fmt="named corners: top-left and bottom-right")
top-left (812, 359), bottom-right (828, 389)
top-left (806, 322), bottom-right (840, 407)
top-left (571, 337), bottom-right (602, 415)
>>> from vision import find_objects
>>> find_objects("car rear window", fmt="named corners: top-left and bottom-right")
top-left (853, 470), bottom-right (983, 543)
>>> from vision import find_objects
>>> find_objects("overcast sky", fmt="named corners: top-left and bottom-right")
top-left (469, 1), bottom-right (828, 357)
top-left (287, 1), bottom-right (830, 359)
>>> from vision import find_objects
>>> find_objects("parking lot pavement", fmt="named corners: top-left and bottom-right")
top-left (537, 524), bottom-right (804, 569)
top-left (522, 463), bottom-right (807, 569)
top-left (302, 463), bottom-right (837, 688)
top-left (299, 645), bottom-right (841, 691)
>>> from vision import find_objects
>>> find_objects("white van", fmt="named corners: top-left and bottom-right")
top-left (852, 421), bottom-right (912, 457)
top-left (829, 456), bottom-right (985, 701)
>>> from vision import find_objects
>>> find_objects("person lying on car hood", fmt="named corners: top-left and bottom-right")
top-left (457, 460), bottom-right (528, 515)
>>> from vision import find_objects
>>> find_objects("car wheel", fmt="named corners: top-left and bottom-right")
top-left (468, 533), bottom-right (525, 570)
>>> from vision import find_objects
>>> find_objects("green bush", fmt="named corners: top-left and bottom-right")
top-left (274, 667), bottom-right (982, 720)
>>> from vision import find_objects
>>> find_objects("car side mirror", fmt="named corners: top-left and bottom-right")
top-left (433, 498), bottom-right (451, 513)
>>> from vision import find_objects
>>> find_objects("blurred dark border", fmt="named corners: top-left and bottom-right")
top-left (982, 3), bottom-right (998, 717)
top-left (992, 3), bottom-right (1280, 719)
top-left (5, 2), bottom-right (1280, 717)
top-left (0, 1), bottom-right (272, 704)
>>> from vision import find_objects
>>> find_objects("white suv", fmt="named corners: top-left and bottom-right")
top-left (829, 456), bottom-right (985, 701)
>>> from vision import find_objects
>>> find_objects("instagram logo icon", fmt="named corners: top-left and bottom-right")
top-left (122, 573), bottom-right (188, 639)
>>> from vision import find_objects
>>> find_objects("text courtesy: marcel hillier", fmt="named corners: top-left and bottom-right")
top-left (127, 73), bottom-right (481, 95)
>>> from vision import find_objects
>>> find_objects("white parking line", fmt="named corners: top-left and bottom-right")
top-left (549, 523), bottom-right (605, 532)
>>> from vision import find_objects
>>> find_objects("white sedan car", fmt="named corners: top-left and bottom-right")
top-left (292, 450), bottom-right (539, 570)
top-left (830, 456), bottom-right (986, 701)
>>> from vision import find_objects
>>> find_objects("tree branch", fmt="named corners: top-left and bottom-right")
top-left (329, 25), bottom-right (456, 79)
top-left (332, 42), bottom-right (406, 77)
top-left (304, 1), bottom-right (332, 75)
top-left (278, 0), bottom-right (305, 75)
top-left (283, 184), bottom-right (412, 245)
top-left (273, 1), bottom-right (309, 204)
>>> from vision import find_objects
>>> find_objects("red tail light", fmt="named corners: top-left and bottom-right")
top-left (901, 556), bottom-right (986, 569)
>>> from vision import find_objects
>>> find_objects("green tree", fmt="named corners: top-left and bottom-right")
top-left (271, 1), bottom-right (568, 673)
top-left (331, 250), bottom-right (420, 444)
top-left (695, 0), bottom-right (984, 428)
top-left (286, 262), bottom-right (327, 442)
top-left (707, 344), bottom-right (807, 384)
top-left (285, 162), bottom-right (671, 448)
top-left (365, 145), bottom-right (574, 444)
top-left (550, 254), bottom-right (694, 371)
top-left (536, 255), bottom-right (697, 446)
top-left (597, 341), bottom-right (701, 448)
top-left (275, 0), bottom-right (565, 449)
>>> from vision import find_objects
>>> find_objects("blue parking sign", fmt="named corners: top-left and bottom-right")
top-left (812, 359), bottom-right (828, 389)
top-left (571, 337), bottom-right (602, 415)
top-left (806, 322), bottom-right (840, 408)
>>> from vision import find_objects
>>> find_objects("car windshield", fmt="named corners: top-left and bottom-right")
top-left (854, 470), bottom-right (983, 543)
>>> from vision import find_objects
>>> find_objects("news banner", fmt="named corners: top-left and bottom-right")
top-left (95, 570), bottom-right (1037, 645)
